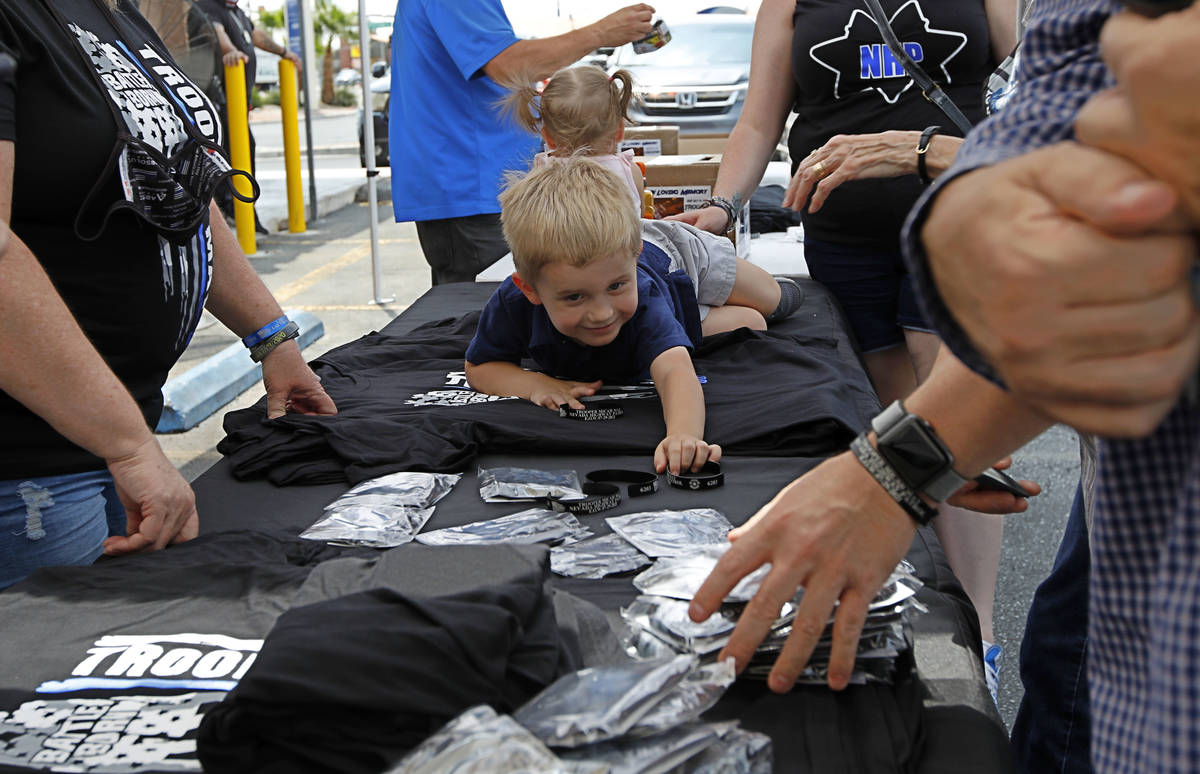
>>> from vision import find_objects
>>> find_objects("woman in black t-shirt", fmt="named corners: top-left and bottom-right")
top-left (672, 0), bottom-right (1016, 682)
top-left (0, 0), bottom-right (336, 589)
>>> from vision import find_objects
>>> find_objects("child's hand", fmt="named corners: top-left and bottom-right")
top-left (655, 434), bottom-right (722, 476)
top-left (529, 379), bottom-right (602, 411)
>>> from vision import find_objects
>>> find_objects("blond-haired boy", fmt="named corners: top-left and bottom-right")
top-left (464, 157), bottom-right (802, 474)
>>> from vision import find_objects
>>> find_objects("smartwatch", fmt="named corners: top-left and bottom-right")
top-left (870, 400), bottom-right (968, 502)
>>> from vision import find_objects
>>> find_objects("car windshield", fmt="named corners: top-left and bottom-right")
top-left (612, 22), bottom-right (751, 67)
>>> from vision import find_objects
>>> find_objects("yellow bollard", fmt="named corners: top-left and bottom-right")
top-left (278, 58), bottom-right (305, 233)
top-left (223, 59), bottom-right (256, 254)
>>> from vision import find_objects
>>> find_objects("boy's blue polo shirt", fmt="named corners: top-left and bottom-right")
top-left (465, 243), bottom-right (703, 383)
top-left (389, 0), bottom-right (540, 222)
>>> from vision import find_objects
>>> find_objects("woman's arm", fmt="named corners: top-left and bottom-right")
top-left (668, 0), bottom-right (798, 234)
top-left (204, 203), bottom-right (336, 419)
top-left (0, 141), bottom-right (197, 555)
top-left (985, 0), bottom-right (1019, 61)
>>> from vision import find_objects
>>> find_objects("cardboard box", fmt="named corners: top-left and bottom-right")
top-left (641, 153), bottom-right (749, 259)
top-left (620, 125), bottom-right (679, 156)
top-left (677, 134), bottom-right (729, 155)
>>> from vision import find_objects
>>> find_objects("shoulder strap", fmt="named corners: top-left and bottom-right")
top-left (861, 0), bottom-right (975, 134)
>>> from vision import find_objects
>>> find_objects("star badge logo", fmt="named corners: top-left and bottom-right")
top-left (808, 0), bottom-right (967, 104)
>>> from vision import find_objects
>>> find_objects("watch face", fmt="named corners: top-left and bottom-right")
top-left (879, 418), bottom-right (950, 490)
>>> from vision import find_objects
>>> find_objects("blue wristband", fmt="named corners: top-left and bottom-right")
top-left (242, 315), bottom-right (290, 348)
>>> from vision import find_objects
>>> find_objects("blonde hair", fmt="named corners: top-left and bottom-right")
top-left (502, 65), bottom-right (634, 155)
top-left (500, 155), bottom-right (642, 283)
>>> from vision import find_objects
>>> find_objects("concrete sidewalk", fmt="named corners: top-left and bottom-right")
top-left (242, 103), bottom-right (386, 234)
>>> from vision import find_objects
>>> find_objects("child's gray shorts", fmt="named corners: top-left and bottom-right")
top-left (640, 219), bottom-right (738, 321)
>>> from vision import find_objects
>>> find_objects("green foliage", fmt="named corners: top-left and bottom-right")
top-left (328, 86), bottom-right (357, 107)
top-left (259, 87), bottom-right (282, 107)
top-left (257, 8), bottom-right (285, 30)
top-left (313, 0), bottom-right (358, 105)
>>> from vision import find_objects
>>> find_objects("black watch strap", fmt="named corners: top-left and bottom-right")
top-left (916, 125), bottom-right (941, 185)
top-left (871, 400), bottom-right (968, 502)
top-left (850, 433), bottom-right (938, 525)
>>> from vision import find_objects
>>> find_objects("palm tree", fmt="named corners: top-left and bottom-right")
top-left (312, 0), bottom-right (356, 104)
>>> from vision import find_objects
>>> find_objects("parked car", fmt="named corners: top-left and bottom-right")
top-left (358, 62), bottom-right (390, 167)
top-left (609, 14), bottom-right (754, 136)
top-left (334, 67), bottom-right (362, 87)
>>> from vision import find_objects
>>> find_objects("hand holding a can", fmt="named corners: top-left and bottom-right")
top-left (589, 4), bottom-right (656, 48)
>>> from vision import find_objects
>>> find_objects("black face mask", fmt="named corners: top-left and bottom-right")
top-left (45, 0), bottom-right (259, 244)
top-left (76, 129), bottom-right (257, 244)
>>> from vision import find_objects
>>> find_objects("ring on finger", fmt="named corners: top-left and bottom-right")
top-left (810, 160), bottom-right (828, 178)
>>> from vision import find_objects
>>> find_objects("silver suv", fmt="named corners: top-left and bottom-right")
top-left (610, 14), bottom-right (754, 136)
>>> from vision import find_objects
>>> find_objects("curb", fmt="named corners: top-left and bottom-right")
top-left (263, 176), bottom-right (392, 233)
top-left (155, 310), bottom-right (324, 434)
top-left (257, 144), bottom-right (359, 159)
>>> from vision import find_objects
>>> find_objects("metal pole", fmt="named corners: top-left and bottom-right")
top-left (295, 0), bottom-right (318, 224)
top-left (357, 1), bottom-right (391, 304)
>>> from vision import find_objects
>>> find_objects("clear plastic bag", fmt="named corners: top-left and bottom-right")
top-left (557, 724), bottom-right (719, 774)
top-left (551, 534), bottom-right (652, 579)
top-left (387, 705), bottom-right (579, 774)
top-left (337, 471), bottom-right (461, 503)
top-left (479, 466), bottom-right (586, 503)
top-left (415, 508), bottom-right (592, 546)
top-left (302, 472), bottom-right (461, 547)
top-left (622, 596), bottom-right (794, 657)
top-left (629, 658), bottom-right (735, 736)
top-left (605, 510), bottom-right (733, 557)
top-left (631, 549), bottom-right (769, 603)
top-left (679, 725), bottom-right (773, 774)
top-left (514, 655), bottom-right (697, 748)
top-left (301, 505), bottom-right (436, 548)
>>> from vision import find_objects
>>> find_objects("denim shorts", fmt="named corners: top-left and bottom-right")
top-left (0, 469), bottom-right (124, 590)
top-left (803, 236), bottom-right (933, 353)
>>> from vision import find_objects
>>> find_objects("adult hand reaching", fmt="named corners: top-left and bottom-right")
top-left (590, 4), bottom-right (656, 47)
top-left (787, 131), bottom-right (963, 213)
top-left (1074, 4), bottom-right (1200, 223)
top-left (102, 438), bottom-right (199, 556)
top-left (921, 141), bottom-right (1200, 437)
top-left (667, 204), bottom-right (731, 235)
top-left (261, 341), bottom-right (338, 419)
top-left (690, 451), bottom-right (916, 692)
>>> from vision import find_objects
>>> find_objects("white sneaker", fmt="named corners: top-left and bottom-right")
top-left (982, 641), bottom-right (1003, 706)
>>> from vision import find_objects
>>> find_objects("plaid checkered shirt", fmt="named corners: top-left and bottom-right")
top-left (902, 0), bottom-right (1200, 770)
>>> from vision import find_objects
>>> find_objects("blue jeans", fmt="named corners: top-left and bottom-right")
top-left (0, 470), bottom-right (125, 590)
top-left (1010, 484), bottom-right (1093, 773)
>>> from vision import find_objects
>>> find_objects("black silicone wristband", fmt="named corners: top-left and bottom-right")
top-left (586, 469), bottom-right (659, 497)
top-left (558, 400), bottom-right (624, 421)
top-left (666, 461), bottom-right (724, 491)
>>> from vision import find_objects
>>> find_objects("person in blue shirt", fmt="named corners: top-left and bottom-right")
top-left (389, 0), bottom-right (655, 285)
top-left (465, 157), bottom-right (803, 476)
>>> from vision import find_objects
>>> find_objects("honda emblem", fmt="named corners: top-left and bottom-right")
top-left (676, 91), bottom-right (697, 108)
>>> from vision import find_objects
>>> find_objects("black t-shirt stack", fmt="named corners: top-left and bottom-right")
top-left (787, 0), bottom-right (995, 248)
top-left (217, 310), bottom-right (880, 485)
top-left (0, 0), bottom-right (221, 478)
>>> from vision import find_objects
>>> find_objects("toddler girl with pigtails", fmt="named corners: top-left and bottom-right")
top-left (503, 65), bottom-right (646, 214)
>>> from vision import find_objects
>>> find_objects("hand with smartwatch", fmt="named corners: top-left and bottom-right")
top-left (691, 348), bottom-right (1046, 691)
